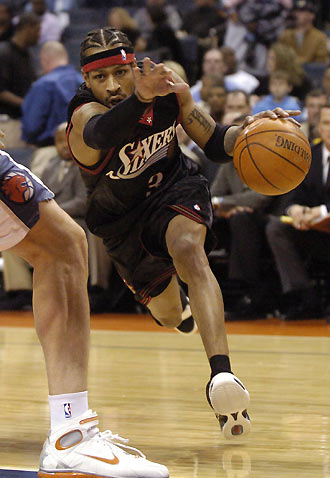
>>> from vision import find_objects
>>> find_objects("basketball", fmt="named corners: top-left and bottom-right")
top-left (233, 118), bottom-right (311, 195)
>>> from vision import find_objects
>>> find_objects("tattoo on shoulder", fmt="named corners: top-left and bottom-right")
top-left (187, 108), bottom-right (212, 133)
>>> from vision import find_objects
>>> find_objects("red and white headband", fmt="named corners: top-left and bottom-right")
top-left (81, 46), bottom-right (135, 73)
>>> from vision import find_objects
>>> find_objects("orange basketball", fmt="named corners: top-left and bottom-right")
top-left (233, 118), bottom-right (311, 195)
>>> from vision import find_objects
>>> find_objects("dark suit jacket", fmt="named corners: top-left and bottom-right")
top-left (210, 161), bottom-right (289, 216)
top-left (286, 142), bottom-right (330, 211)
top-left (40, 156), bottom-right (87, 220)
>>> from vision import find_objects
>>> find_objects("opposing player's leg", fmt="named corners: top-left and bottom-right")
top-left (9, 199), bottom-right (168, 478)
top-left (9, 199), bottom-right (90, 395)
top-left (147, 275), bottom-right (197, 334)
top-left (165, 214), bottom-right (251, 439)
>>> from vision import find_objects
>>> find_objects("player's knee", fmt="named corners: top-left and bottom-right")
top-left (170, 235), bottom-right (199, 262)
top-left (170, 236), bottom-right (206, 274)
top-left (151, 302), bottom-right (182, 328)
top-left (62, 223), bottom-right (88, 272)
top-left (32, 220), bottom-right (88, 275)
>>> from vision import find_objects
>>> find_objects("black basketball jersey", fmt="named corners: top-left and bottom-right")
top-left (67, 85), bottom-right (199, 237)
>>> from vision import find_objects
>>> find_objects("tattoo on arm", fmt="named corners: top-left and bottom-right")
top-left (187, 108), bottom-right (212, 133)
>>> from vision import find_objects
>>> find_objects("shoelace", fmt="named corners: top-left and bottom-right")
top-left (88, 427), bottom-right (146, 459)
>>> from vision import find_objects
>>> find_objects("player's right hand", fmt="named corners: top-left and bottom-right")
top-left (133, 58), bottom-right (188, 102)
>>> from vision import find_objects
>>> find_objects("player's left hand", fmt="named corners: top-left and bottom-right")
top-left (242, 107), bottom-right (301, 130)
top-left (133, 58), bottom-right (189, 102)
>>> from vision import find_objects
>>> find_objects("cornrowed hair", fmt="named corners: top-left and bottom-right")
top-left (80, 27), bottom-right (132, 62)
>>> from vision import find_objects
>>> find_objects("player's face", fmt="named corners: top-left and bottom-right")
top-left (82, 49), bottom-right (136, 109)
top-left (318, 107), bottom-right (330, 150)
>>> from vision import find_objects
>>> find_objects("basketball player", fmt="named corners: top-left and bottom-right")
top-left (0, 140), bottom-right (169, 477)
top-left (67, 26), bottom-right (299, 465)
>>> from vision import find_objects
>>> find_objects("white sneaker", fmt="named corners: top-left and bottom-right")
top-left (175, 297), bottom-right (198, 335)
top-left (38, 410), bottom-right (169, 478)
top-left (207, 373), bottom-right (251, 439)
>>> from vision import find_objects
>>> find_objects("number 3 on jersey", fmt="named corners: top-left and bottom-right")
top-left (146, 173), bottom-right (163, 197)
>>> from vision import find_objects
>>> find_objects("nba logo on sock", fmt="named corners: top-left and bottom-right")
top-left (64, 403), bottom-right (72, 419)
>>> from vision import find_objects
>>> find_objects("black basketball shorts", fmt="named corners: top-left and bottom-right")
top-left (103, 173), bottom-right (217, 305)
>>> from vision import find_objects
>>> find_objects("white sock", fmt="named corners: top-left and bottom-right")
top-left (48, 391), bottom-right (89, 430)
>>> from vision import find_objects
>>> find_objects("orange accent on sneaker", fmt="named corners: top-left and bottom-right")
top-left (55, 429), bottom-right (83, 450)
top-left (79, 415), bottom-right (98, 425)
top-left (39, 473), bottom-right (105, 477)
top-left (82, 453), bottom-right (120, 465)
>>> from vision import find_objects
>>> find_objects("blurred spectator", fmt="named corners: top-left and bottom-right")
top-left (22, 40), bottom-right (82, 146)
top-left (300, 89), bottom-right (328, 142)
top-left (220, 45), bottom-right (259, 94)
top-left (176, 123), bottom-right (204, 167)
top-left (278, 0), bottom-right (329, 65)
top-left (223, 8), bottom-right (267, 79)
top-left (0, 12), bottom-right (40, 147)
top-left (49, 0), bottom-right (73, 31)
top-left (134, 0), bottom-right (182, 43)
top-left (266, 103), bottom-right (330, 319)
top-left (107, 7), bottom-right (144, 51)
top-left (176, 122), bottom-right (219, 184)
top-left (38, 122), bottom-right (86, 221)
top-left (227, 0), bottom-right (290, 76)
top-left (252, 70), bottom-right (302, 120)
top-left (237, 0), bottom-right (289, 46)
top-left (0, 2), bottom-right (14, 42)
top-left (163, 60), bottom-right (188, 83)
top-left (25, 0), bottom-right (74, 31)
top-left (190, 48), bottom-right (226, 103)
top-left (222, 89), bottom-right (251, 125)
top-left (181, 0), bottom-right (226, 49)
top-left (322, 66), bottom-right (330, 99)
top-left (254, 42), bottom-right (312, 101)
top-left (145, 3), bottom-right (184, 66)
top-left (197, 73), bottom-right (225, 112)
top-left (205, 78), bottom-right (227, 122)
top-left (29, 0), bottom-right (63, 43)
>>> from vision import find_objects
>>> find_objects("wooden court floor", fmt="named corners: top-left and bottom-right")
top-left (0, 311), bottom-right (330, 478)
